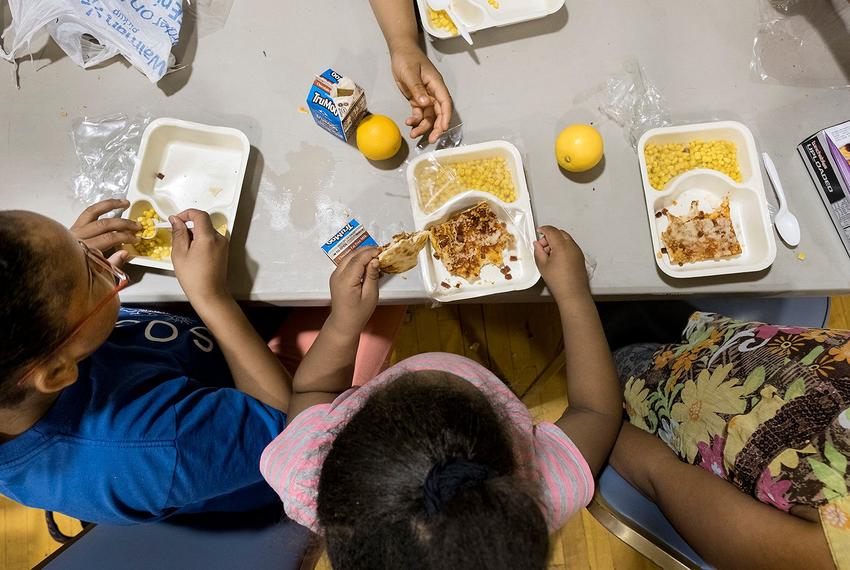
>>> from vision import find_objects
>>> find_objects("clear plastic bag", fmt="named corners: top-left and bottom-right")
top-left (415, 123), bottom-right (465, 151)
top-left (596, 60), bottom-right (670, 149)
top-left (184, 0), bottom-right (235, 37)
top-left (584, 253), bottom-right (597, 283)
top-left (752, 0), bottom-right (850, 88)
top-left (412, 156), bottom-right (464, 214)
top-left (71, 113), bottom-right (151, 205)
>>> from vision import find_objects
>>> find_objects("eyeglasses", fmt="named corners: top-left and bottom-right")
top-left (80, 241), bottom-right (129, 292)
top-left (15, 242), bottom-right (129, 386)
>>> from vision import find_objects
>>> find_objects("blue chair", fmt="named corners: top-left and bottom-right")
top-left (589, 297), bottom-right (831, 570)
top-left (36, 516), bottom-right (315, 570)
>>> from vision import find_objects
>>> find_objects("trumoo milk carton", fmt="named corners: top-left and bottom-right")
top-left (307, 69), bottom-right (368, 142)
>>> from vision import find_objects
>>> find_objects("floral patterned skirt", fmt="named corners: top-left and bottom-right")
top-left (617, 312), bottom-right (850, 568)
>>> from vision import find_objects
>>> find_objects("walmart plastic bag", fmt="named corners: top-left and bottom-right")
top-left (0, 0), bottom-right (182, 83)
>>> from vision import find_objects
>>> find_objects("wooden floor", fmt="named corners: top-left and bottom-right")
top-left (6, 299), bottom-right (849, 569)
top-left (0, 504), bottom-right (78, 570)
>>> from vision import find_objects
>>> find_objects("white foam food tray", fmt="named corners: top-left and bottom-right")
top-left (416, 0), bottom-right (565, 39)
top-left (637, 121), bottom-right (776, 279)
top-left (121, 118), bottom-right (250, 271)
top-left (406, 140), bottom-right (540, 301)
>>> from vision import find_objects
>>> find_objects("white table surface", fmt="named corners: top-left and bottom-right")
top-left (3, 0), bottom-right (850, 305)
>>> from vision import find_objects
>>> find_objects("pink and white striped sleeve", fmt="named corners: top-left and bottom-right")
top-left (259, 403), bottom-right (333, 533)
top-left (533, 422), bottom-right (595, 531)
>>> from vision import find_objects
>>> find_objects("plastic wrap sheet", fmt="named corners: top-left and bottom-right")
top-left (184, 0), bottom-right (235, 37)
top-left (575, 60), bottom-right (670, 149)
top-left (71, 113), bottom-right (150, 205)
top-left (597, 60), bottom-right (670, 149)
top-left (752, 0), bottom-right (850, 88)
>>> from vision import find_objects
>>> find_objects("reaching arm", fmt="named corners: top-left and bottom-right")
top-left (368, 0), bottom-right (453, 143)
top-left (170, 209), bottom-right (292, 412)
top-left (190, 296), bottom-right (292, 412)
top-left (287, 248), bottom-right (381, 419)
top-left (535, 226), bottom-right (623, 475)
top-left (369, 0), bottom-right (419, 49)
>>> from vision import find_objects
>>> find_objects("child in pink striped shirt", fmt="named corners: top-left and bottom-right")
top-left (261, 227), bottom-right (623, 569)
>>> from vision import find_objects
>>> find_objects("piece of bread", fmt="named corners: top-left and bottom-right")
top-left (378, 230), bottom-right (431, 274)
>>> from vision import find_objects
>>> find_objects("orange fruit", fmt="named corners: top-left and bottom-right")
top-left (356, 115), bottom-right (402, 161)
top-left (556, 125), bottom-right (604, 172)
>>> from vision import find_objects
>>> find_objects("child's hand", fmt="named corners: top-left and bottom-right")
top-left (70, 199), bottom-right (141, 252)
top-left (390, 42), bottom-right (452, 144)
top-left (534, 226), bottom-right (590, 302)
top-left (328, 247), bottom-right (381, 336)
top-left (170, 209), bottom-right (230, 306)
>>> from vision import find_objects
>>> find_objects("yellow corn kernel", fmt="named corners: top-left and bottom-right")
top-left (133, 234), bottom-right (172, 260)
top-left (132, 209), bottom-right (173, 259)
top-left (644, 140), bottom-right (742, 190)
top-left (135, 208), bottom-right (161, 239)
top-left (415, 156), bottom-right (517, 213)
top-left (428, 8), bottom-right (458, 35)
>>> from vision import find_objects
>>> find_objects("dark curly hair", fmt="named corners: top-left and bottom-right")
top-left (317, 372), bottom-right (550, 569)
top-left (0, 212), bottom-right (74, 407)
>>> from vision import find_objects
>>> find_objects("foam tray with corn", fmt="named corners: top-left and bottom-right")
top-left (414, 155), bottom-right (518, 214)
top-left (404, 140), bottom-right (541, 302)
top-left (417, 0), bottom-right (566, 40)
top-left (636, 121), bottom-right (778, 279)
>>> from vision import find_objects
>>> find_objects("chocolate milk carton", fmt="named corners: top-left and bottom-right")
top-left (307, 69), bottom-right (368, 142)
top-left (321, 218), bottom-right (378, 265)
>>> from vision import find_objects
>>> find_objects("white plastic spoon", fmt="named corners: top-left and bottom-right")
top-left (451, 0), bottom-right (487, 28)
top-left (429, 0), bottom-right (475, 45)
top-left (140, 221), bottom-right (194, 239)
top-left (762, 152), bottom-right (801, 247)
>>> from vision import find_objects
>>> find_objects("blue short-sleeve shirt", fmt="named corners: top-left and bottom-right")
top-left (0, 308), bottom-right (287, 525)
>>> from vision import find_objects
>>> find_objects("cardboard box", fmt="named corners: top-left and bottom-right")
top-left (798, 121), bottom-right (850, 258)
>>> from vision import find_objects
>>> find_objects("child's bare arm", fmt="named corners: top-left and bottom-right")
top-left (368, 0), bottom-right (452, 143)
top-left (287, 248), bottom-right (381, 419)
top-left (369, 0), bottom-right (419, 48)
top-left (170, 209), bottom-right (292, 412)
top-left (534, 227), bottom-right (622, 475)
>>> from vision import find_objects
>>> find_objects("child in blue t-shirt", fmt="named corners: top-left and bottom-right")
top-left (0, 199), bottom-right (303, 524)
